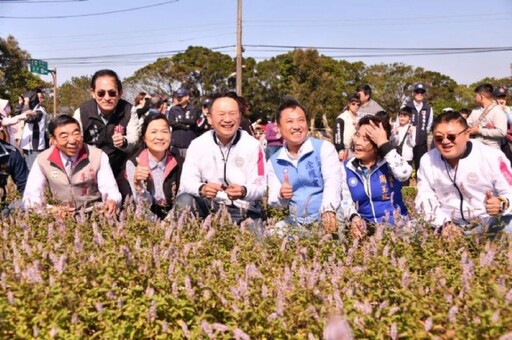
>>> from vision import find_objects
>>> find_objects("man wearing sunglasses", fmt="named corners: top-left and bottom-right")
top-left (466, 83), bottom-right (507, 150)
top-left (73, 69), bottom-right (134, 200)
top-left (415, 111), bottom-right (512, 237)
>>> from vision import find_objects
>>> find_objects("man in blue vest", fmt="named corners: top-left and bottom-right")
top-left (404, 83), bottom-right (433, 171)
top-left (267, 97), bottom-right (351, 237)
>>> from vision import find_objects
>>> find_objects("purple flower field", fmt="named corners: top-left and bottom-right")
top-left (0, 202), bottom-right (511, 338)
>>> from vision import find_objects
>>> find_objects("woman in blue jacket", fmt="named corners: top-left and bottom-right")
top-left (343, 115), bottom-right (412, 235)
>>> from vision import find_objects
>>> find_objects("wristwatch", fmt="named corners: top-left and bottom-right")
top-left (498, 196), bottom-right (510, 214)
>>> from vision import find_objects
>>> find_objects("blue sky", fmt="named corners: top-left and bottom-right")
top-left (1, 0), bottom-right (511, 86)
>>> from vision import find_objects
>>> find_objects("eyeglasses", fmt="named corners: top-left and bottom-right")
top-left (96, 89), bottom-right (118, 98)
top-left (350, 102), bottom-right (361, 107)
top-left (433, 128), bottom-right (467, 143)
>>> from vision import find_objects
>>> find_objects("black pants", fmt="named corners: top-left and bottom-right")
top-left (413, 144), bottom-right (428, 172)
top-left (115, 170), bottom-right (132, 203)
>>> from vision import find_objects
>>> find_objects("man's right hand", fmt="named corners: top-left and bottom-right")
top-left (200, 183), bottom-right (224, 199)
top-left (279, 172), bottom-right (293, 199)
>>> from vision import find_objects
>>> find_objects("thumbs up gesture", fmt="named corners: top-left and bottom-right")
top-left (279, 169), bottom-right (293, 200)
top-left (484, 191), bottom-right (501, 216)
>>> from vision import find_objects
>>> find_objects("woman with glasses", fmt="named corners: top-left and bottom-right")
top-left (126, 114), bottom-right (183, 220)
top-left (342, 115), bottom-right (412, 237)
top-left (333, 94), bottom-right (361, 162)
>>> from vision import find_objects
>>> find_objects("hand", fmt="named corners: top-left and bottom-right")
top-left (103, 199), bottom-right (117, 216)
top-left (200, 183), bottom-right (224, 199)
top-left (224, 184), bottom-right (246, 201)
top-left (441, 221), bottom-right (462, 239)
top-left (338, 150), bottom-right (348, 161)
top-left (279, 171), bottom-right (293, 199)
top-left (321, 211), bottom-right (338, 233)
top-left (50, 203), bottom-right (76, 218)
top-left (367, 120), bottom-right (389, 147)
top-left (349, 216), bottom-right (366, 239)
top-left (134, 165), bottom-right (150, 191)
top-left (112, 132), bottom-right (125, 148)
top-left (468, 124), bottom-right (480, 136)
top-left (484, 191), bottom-right (501, 216)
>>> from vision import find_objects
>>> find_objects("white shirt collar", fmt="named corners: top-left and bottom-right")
top-left (59, 150), bottom-right (77, 165)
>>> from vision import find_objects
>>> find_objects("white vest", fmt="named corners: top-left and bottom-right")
top-left (20, 104), bottom-right (47, 151)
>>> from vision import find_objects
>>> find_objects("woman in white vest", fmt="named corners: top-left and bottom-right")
top-left (19, 90), bottom-right (48, 169)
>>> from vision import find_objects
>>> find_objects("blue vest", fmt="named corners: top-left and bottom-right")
top-left (270, 138), bottom-right (325, 223)
top-left (344, 159), bottom-right (407, 225)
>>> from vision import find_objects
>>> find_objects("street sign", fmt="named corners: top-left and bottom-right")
top-left (29, 59), bottom-right (49, 75)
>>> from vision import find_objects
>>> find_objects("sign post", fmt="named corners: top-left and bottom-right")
top-left (29, 59), bottom-right (57, 115)
top-left (29, 59), bottom-right (49, 75)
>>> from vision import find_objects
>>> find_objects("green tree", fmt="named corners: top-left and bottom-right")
top-left (57, 75), bottom-right (92, 114)
top-left (362, 63), bottom-right (415, 114)
top-left (125, 46), bottom-right (234, 104)
top-left (0, 35), bottom-right (48, 104)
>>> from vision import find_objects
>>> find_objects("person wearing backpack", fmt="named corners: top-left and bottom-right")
top-left (390, 107), bottom-right (415, 186)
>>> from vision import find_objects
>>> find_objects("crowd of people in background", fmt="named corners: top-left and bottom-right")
top-left (0, 68), bottom-right (511, 239)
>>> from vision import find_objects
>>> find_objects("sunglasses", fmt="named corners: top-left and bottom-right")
top-left (96, 89), bottom-right (118, 98)
top-left (433, 128), bottom-right (467, 143)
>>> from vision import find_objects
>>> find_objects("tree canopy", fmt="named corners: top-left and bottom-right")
top-left (1, 36), bottom-right (509, 125)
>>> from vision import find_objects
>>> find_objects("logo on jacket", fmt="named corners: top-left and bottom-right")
top-left (348, 177), bottom-right (358, 187)
top-left (466, 172), bottom-right (478, 184)
top-left (235, 157), bottom-right (244, 167)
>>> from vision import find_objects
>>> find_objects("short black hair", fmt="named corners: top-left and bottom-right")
top-left (347, 94), bottom-right (361, 104)
top-left (140, 113), bottom-right (170, 141)
top-left (474, 83), bottom-right (493, 98)
top-left (432, 111), bottom-right (469, 132)
top-left (209, 91), bottom-right (242, 113)
top-left (459, 108), bottom-right (471, 115)
top-left (358, 115), bottom-right (391, 140)
top-left (356, 84), bottom-right (372, 98)
top-left (276, 97), bottom-right (309, 125)
top-left (149, 94), bottom-right (163, 109)
top-left (90, 69), bottom-right (123, 92)
top-left (48, 114), bottom-right (81, 137)
top-left (375, 110), bottom-right (390, 122)
top-left (398, 106), bottom-right (413, 116)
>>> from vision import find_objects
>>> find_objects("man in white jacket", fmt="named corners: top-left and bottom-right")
top-left (175, 91), bottom-right (266, 225)
top-left (415, 111), bottom-right (512, 236)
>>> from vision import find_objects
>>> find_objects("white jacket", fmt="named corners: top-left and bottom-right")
top-left (20, 104), bottom-right (47, 151)
top-left (390, 123), bottom-right (416, 161)
top-left (178, 129), bottom-right (266, 212)
top-left (415, 140), bottom-right (512, 226)
top-left (467, 104), bottom-right (507, 149)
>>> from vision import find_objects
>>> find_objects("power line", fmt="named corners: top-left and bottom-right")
top-left (0, 0), bottom-right (179, 19)
top-left (2, 0), bottom-right (86, 2)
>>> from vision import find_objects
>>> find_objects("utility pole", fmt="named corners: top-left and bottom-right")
top-left (50, 68), bottom-right (57, 116)
top-left (235, 0), bottom-right (243, 96)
